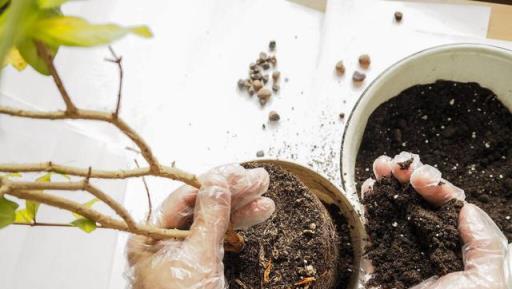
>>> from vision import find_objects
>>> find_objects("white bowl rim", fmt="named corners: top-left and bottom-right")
top-left (339, 42), bottom-right (512, 194)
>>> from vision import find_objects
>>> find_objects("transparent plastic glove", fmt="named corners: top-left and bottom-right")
top-left (126, 164), bottom-right (276, 289)
top-left (363, 151), bottom-right (511, 289)
top-left (156, 164), bottom-right (275, 230)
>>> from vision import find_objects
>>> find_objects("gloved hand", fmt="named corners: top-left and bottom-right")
top-left (126, 164), bottom-right (276, 289)
top-left (363, 152), bottom-right (511, 289)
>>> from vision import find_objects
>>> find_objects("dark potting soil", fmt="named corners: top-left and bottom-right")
top-left (225, 162), bottom-right (354, 289)
top-left (356, 80), bottom-right (512, 241)
top-left (363, 176), bottom-right (464, 289)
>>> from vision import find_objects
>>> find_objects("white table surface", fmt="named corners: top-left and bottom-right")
top-left (1, 0), bottom-right (509, 288)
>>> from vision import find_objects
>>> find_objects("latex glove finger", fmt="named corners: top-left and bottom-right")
top-left (409, 276), bottom-right (439, 289)
top-left (186, 173), bottom-right (231, 263)
top-left (214, 165), bottom-right (269, 210)
top-left (361, 178), bottom-right (376, 200)
top-left (410, 165), bottom-right (465, 207)
top-left (506, 243), bottom-right (512, 289)
top-left (127, 235), bottom-right (153, 266)
top-left (157, 185), bottom-right (197, 229)
top-left (231, 197), bottom-right (275, 229)
top-left (391, 151), bottom-right (422, 183)
top-left (360, 176), bottom-right (376, 281)
top-left (416, 204), bottom-right (509, 289)
top-left (128, 238), bottom-right (188, 289)
top-left (373, 155), bottom-right (393, 180)
top-left (156, 165), bottom-right (269, 230)
top-left (459, 204), bottom-right (508, 276)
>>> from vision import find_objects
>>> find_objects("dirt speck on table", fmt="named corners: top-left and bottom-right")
top-left (394, 11), bottom-right (403, 22)
top-left (352, 71), bottom-right (366, 82)
top-left (358, 54), bottom-right (370, 68)
top-left (335, 60), bottom-right (346, 75)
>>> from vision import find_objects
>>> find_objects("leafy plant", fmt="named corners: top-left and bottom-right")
top-left (0, 0), bottom-right (243, 251)
top-left (0, 196), bottom-right (18, 228)
top-left (1, 0), bottom-right (152, 75)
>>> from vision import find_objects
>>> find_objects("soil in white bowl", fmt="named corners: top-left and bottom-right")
top-left (356, 80), bottom-right (512, 242)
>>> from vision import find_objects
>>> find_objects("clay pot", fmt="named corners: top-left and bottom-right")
top-left (247, 159), bottom-right (365, 289)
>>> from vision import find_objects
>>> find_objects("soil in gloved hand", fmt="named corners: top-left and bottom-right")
top-left (356, 80), bottom-right (512, 241)
top-left (224, 162), bottom-right (355, 289)
top-left (363, 175), bottom-right (464, 289)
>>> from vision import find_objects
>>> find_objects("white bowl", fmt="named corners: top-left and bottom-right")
top-left (340, 43), bottom-right (512, 197)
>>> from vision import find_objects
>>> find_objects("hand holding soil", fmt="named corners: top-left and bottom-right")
top-left (126, 164), bottom-right (276, 289)
top-left (362, 152), bottom-right (511, 289)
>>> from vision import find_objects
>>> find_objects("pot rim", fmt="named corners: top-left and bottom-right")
top-left (339, 42), bottom-right (512, 196)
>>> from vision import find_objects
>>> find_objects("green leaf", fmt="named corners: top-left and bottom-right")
top-left (0, 196), bottom-right (19, 229)
top-left (0, 0), bottom-right (9, 10)
top-left (5, 47), bottom-right (27, 71)
top-left (14, 200), bottom-right (40, 223)
top-left (72, 198), bottom-right (99, 219)
top-left (0, 0), bottom-right (39, 75)
top-left (17, 39), bottom-right (57, 75)
top-left (32, 16), bottom-right (153, 48)
top-left (71, 218), bottom-right (96, 233)
top-left (26, 200), bottom-right (39, 218)
top-left (36, 172), bottom-right (52, 183)
top-left (14, 209), bottom-right (32, 223)
top-left (37, 0), bottom-right (67, 9)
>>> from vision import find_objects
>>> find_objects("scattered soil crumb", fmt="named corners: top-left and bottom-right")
top-left (269, 40), bottom-right (276, 51)
top-left (237, 42), bottom-right (281, 107)
top-left (335, 61), bottom-right (345, 75)
top-left (398, 158), bottom-right (413, 170)
top-left (394, 11), bottom-right (403, 22)
top-left (358, 54), bottom-right (371, 68)
top-left (269, 111), bottom-right (280, 122)
top-left (352, 71), bottom-right (366, 82)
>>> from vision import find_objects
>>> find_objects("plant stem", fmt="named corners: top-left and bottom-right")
top-left (4, 178), bottom-right (137, 229)
top-left (134, 159), bottom-right (153, 223)
top-left (0, 160), bottom-right (199, 188)
top-left (7, 188), bottom-right (190, 239)
top-left (35, 42), bottom-right (77, 114)
top-left (0, 106), bottom-right (199, 186)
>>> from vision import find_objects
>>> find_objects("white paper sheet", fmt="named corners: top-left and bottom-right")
top-left (0, 0), bottom-right (505, 288)
top-left (0, 94), bottom-right (130, 289)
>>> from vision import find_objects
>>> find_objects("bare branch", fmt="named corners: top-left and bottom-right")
top-left (6, 188), bottom-right (189, 239)
top-left (0, 161), bottom-right (200, 188)
top-left (0, 48), bottom-right (251, 249)
top-left (85, 183), bottom-right (137, 229)
top-left (35, 41), bottom-right (77, 114)
top-left (0, 106), bottom-right (177, 177)
top-left (135, 159), bottom-right (152, 223)
top-left (4, 178), bottom-right (137, 229)
top-left (13, 222), bottom-right (82, 228)
top-left (106, 46), bottom-right (124, 117)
